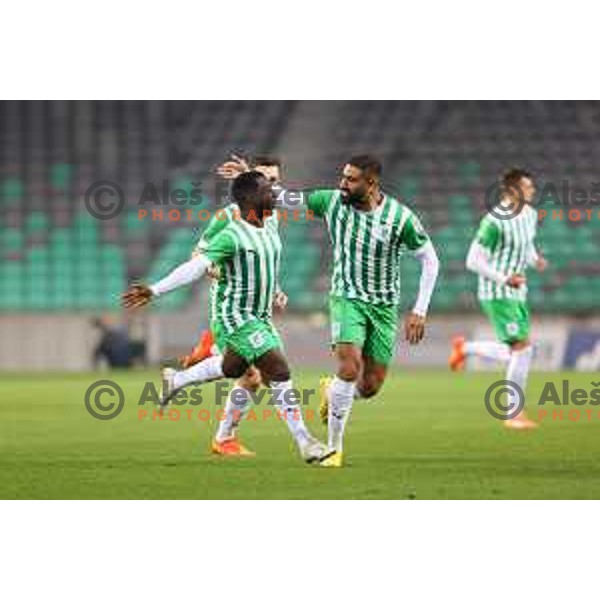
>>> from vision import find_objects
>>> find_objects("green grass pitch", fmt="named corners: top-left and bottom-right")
top-left (2, 369), bottom-right (600, 499)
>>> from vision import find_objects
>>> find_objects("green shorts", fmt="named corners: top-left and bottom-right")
top-left (329, 296), bottom-right (398, 365)
top-left (212, 319), bottom-right (282, 364)
top-left (481, 299), bottom-right (531, 344)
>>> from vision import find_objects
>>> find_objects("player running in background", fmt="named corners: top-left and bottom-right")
top-left (449, 169), bottom-right (547, 429)
top-left (218, 154), bottom-right (440, 467)
top-left (180, 155), bottom-right (287, 455)
top-left (122, 171), bottom-right (329, 463)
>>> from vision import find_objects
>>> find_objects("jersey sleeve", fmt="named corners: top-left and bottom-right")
top-left (305, 189), bottom-right (336, 218)
top-left (193, 211), bottom-right (231, 255)
top-left (204, 230), bottom-right (237, 265)
top-left (475, 217), bottom-right (500, 252)
top-left (399, 209), bottom-right (430, 251)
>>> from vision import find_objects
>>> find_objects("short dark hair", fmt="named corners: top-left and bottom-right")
top-left (503, 168), bottom-right (533, 188)
top-left (251, 154), bottom-right (282, 169)
top-left (231, 170), bottom-right (266, 207)
top-left (347, 154), bottom-right (382, 179)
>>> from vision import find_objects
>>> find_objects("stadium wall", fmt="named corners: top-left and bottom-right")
top-left (1, 314), bottom-right (599, 372)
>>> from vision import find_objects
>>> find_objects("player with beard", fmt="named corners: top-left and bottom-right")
top-left (218, 154), bottom-right (440, 467)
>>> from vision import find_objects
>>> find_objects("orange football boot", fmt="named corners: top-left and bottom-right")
top-left (449, 336), bottom-right (466, 372)
top-left (180, 330), bottom-right (215, 368)
top-left (504, 413), bottom-right (539, 430)
top-left (211, 437), bottom-right (256, 457)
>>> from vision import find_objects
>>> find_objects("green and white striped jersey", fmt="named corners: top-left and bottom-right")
top-left (194, 204), bottom-right (280, 331)
top-left (201, 213), bottom-right (281, 334)
top-left (306, 190), bottom-right (429, 306)
top-left (194, 204), bottom-right (279, 254)
top-left (474, 204), bottom-right (538, 301)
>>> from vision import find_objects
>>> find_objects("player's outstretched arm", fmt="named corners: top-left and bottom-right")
top-left (121, 255), bottom-right (212, 309)
top-left (215, 153), bottom-right (333, 216)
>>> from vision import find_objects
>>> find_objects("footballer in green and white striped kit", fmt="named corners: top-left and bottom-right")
top-left (195, 202), bottom-right (282, 357)
top-left (202, 207), bottom-right (283, 360)
top-left (122, 170), bottom-right (330, 463)
top-left (306, 187), bottom-right (432, 362)
top-left (278, 155), bottom-right (440, 466)
top-left (452, 169), bottom-right (548, 430)
top-left (215, 153), bottom-right (440, 466)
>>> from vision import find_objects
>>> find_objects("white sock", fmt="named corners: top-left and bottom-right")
top-left (464, 341), bottom-right (511, 363)
top-left (173, 355), bottom-right (224, 389)
top-left (216, 386), bottom-right (251, 442)
top-left (271, 380), bottom-right (310, 446)
top-left (328, 376), bottom-right (356, 453)
top-left (506, 346), bottom-right (533, 401)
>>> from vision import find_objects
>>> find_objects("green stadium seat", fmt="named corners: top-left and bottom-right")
top-left (457, 161), bottom-right (480, 184)
top-left (399, 176), bottom-right (420, 199)
top-left (3, 229), bottom-right (24, 252)
top-left (25, 212), bottom-right (49, 233)
top-left (49, 163), bottom-right (73, 190)
top-left (124, 210), bottom-right (149, 233)
top-left (1, 177), bottom-right (24, 204)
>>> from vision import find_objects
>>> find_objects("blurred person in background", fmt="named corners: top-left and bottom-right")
top-left (449, 169), bottom-right (548, 429)
top-left (91, 315), bottom-right (132, 369)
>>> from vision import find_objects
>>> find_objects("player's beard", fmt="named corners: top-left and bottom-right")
top-left (340, 189), bottom-right (366, 206)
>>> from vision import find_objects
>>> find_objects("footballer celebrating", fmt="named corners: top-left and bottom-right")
top-left (122, 171), bottom-right (329, 463)
top-left (218, 154), bottom-right (440, 467)
top-left (181, 155), bottom-right (287, 455)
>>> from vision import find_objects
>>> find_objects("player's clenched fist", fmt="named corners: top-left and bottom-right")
top-left (273, 290), bottom-right (288, 311)
top-left (122, 283), bottom-right (153, 309)
top-left (404, 312), bottom-right (426, 345)
top-left (506, 274), bottom-right (526, 288)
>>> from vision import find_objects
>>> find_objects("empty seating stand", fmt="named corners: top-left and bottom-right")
top-left (1, 101), bottom-right (598, 314)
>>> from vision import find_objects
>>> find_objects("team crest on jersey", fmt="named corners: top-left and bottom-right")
top-left (373, 224), bottom-right (391, 242)
top-left (506, 322), bottom-right (519, 336)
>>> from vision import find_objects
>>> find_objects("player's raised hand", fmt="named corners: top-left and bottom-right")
top-left (506, 274), bottom-right (526, 288)
top-left (122, 283), bottom-right (153, 309)
top-left (404, 312), bottom-right (426, 345)
top-left (216, 153), bottom-right (249, 179)
top-left (273, 290), bottom-right (288, 312)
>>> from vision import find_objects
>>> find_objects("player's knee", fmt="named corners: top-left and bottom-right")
top-left (360, 382), bottom-right (380, 398)
top-left (509, 339), bottom-right (530, 352)
top-left (338, 356), bottom-right (361, 382)
top-left (269, 366), bottom-right (290, 383)
top-left (239, 367), bottom-right (262, 392)
top-left (222, 355), bottom-right (247, 379)
top-left (254, 351), bottom-right (290, 383)
top-left (223, 362), bottom-right (245, 379)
